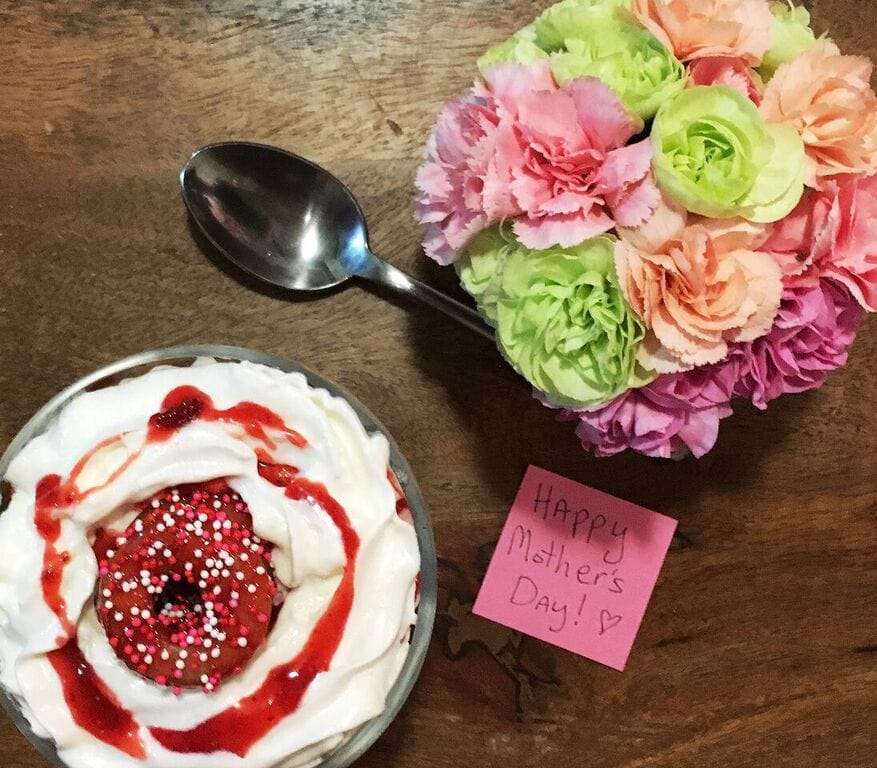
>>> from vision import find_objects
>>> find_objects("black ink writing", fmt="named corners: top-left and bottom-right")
top-left (507, 525), bottom-right (532, 559)
top-left (530, 538), bottom-right (572, 578)
top-left (509, 575), bottom-right (568, 632)
top-left (530, 485), bottom-right (627, 566)
top-left (533, 483), bottom-right (553, 518)
top-left (603, 521), bottom-right (627, 564)
top-left (575, 593), bottom-right (587, 626)
top-left (576, 565), bottom-right (624, 594)
top-left (599, 609), bottom-right (622, 635)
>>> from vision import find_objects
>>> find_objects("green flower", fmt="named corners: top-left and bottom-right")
top-left (476, 0), bottom-right (681, 122)
top-left (478, 25), bottom-right (548, 72)
top-left (652, 85), bottom-right (805, 222)
top-left (456, 224), bottom-right (517, 325)
top-left (532, 0), bottom-right (630, 52)
top-left (758, 2), bottom-right (818, 80)
top-left (494, 235), bottom-right (646, 408)
top-left (547, 10), bottom-right (686, 121)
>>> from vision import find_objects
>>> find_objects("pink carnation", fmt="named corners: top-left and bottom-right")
top-left (414, 61), bottom-right (659, 262)
top-left (763, 174), bottom-right (877, 310)
top-left (732, 281), bottom-right (865, 409)
top-left (413, 88), bottom-right (516, 265)
top-left (550, 361), bottom-right (740, 459)
top-left (687, 56), bottom-right (763, 105)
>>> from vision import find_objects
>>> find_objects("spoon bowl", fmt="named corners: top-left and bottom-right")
top-left (181, 142), bottom-right (493, 339)
top-left (181, 142), bottom-right (368, 291)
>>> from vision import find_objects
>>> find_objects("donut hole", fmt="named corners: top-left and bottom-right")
top-left (154, 576), bottom-right (204, 631)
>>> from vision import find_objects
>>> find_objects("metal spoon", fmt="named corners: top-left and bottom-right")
top-left (180, 141), bottom-right (493, 340)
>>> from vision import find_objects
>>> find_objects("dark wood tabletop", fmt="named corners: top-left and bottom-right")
top-left (0, 2), bottom-right (874, 767)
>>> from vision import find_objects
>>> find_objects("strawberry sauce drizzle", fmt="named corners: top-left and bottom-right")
top-left (34, 475), bottom-right (77, 640)
top-left (256, 448), bottom-right (299, 488)
top-left (148, 386), bottom-right (307, 449)
top-left (47, 641), bottom-right (146, 759)
top-left (149, 477), bottom-right (359, 757)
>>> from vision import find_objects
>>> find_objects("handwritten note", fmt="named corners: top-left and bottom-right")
top-left (473, 466), bottom-right (677, 671)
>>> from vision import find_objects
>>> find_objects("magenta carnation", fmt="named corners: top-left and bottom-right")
top-left (549, 361), bottom-right (740, 459)
top-left (414, 61), bottom-right (659, 263)
top-left (732, 280), bottom-right (865, 409)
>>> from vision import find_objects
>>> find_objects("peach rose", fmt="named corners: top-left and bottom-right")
top-left (616, 221), bottom-right (782, 372)
top-left (632, 0), bottom-right (774, 65)
top-left (760, 40), bottom-right (877, 187)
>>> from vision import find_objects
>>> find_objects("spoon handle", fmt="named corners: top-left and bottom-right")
top-left (355, 252), bottom-right (495, 341)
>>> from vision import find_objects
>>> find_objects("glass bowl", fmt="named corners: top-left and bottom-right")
top-left (0, 345), bottom-right (437, 768)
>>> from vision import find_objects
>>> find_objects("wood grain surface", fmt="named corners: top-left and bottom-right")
top-left (0, 2), bottom-right (874, 767)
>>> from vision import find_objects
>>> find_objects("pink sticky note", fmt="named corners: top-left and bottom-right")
top-left (473, 465), bottom-right (677, 671)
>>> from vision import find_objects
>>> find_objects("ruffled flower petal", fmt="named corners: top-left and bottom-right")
top-left (546, 356), bottom-right (740, 458)
top-left (761, 40), bottom-right (877, 187)
top-left (762, 174), bottom-right (877, 311)
top-left (632, 0), bottom-right (774, 65)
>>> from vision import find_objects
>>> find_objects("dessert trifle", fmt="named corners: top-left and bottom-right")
top-left (0, 348), bottom-right (433, 768)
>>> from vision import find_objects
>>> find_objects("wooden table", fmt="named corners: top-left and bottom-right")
top-left (0, 2), bottom-right (874, 766)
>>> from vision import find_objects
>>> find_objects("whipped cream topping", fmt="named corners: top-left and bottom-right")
top-left (0, 359), bottom-right (420, 768)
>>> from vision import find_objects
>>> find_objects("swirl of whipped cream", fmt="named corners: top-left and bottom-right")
top-left (0, 359), bottom-right (420, 768)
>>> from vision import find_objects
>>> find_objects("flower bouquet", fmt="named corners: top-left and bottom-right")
top-left (415, 0), bottom-right (877, 458)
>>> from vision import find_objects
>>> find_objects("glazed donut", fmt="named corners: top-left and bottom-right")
top-left (95, 481), bottom-right (278, 693)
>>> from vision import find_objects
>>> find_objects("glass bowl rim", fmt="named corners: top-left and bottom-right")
top-left (0, 344), bottom-right (437, 768)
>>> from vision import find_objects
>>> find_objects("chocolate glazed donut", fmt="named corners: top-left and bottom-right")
top-left (95, 481), bottom-right (278, 693)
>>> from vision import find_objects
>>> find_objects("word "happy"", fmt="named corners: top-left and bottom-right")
top-left (532, 483), bottom-right (628, 564)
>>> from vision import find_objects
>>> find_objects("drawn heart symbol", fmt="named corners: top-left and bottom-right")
top-left (599, 609), bottom-right (622, 635)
